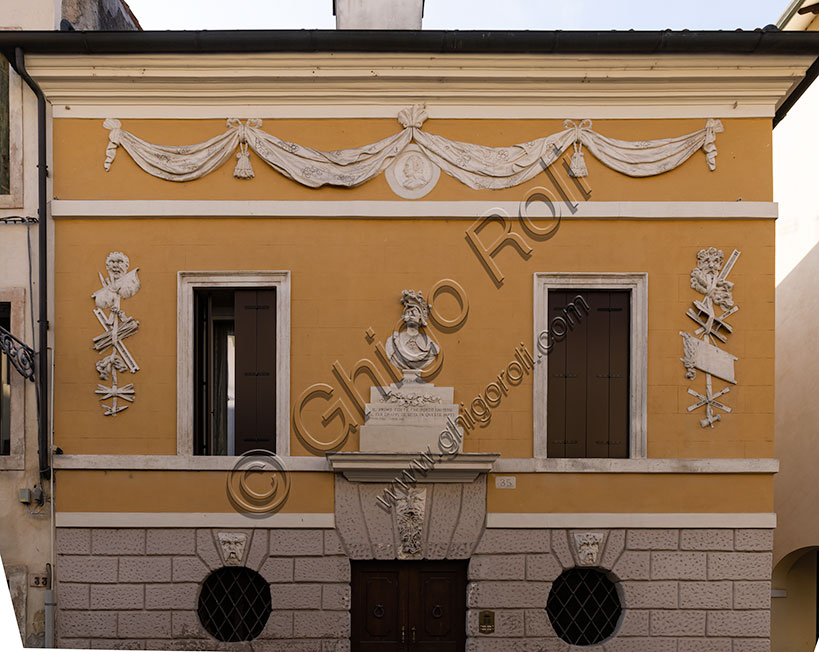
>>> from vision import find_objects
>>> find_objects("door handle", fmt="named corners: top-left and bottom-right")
top-left (411, 626), bottom-right (416, 643)
top-left (400, 625), bottom-right (406, 644)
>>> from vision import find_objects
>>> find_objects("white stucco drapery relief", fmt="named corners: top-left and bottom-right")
top-left (102, 105), bottom-right (724, 195)
top-left (680, 247), bottom-right (741, 428)
top-left (92, 252), bottom-right (140, 416)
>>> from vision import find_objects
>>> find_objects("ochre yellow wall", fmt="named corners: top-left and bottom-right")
top-left (52, 116), bottom-right (775, 515)
top-left (54, 218), bottom-right (773, 458)
top-left (487, 473), bottom-right (772, 513)
top-left (58, 470), bottom-right (333, 513)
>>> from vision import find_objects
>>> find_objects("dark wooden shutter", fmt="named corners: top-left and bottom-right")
top-left (547, 290), bottom-right (629, 458)
top-left (193, 291), bottom-right (211, 455)
top-left (547, 291), bottom-right (568, 458)
top-left (234, 289), bottom-right (277, 455)
top-left (607, 291), bottom-right (630, 458)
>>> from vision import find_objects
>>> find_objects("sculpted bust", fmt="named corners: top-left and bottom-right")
top-left (386, 290), bottom-right (439, 379)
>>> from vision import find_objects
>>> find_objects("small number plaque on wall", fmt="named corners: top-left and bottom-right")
top-left (479, 611), bottom-right (495, 634)
top-left (495, 476), bottom-right (516, 489)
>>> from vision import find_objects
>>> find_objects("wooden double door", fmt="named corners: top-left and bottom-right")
top-left (351, 560), bottom-right (467, 651)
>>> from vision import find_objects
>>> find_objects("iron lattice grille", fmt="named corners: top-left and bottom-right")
top-left (545, 568), bottom-right (622, 646)
top-left (197, 566), bottom-right (272, 642)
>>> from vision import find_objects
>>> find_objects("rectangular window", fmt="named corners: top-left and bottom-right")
top-left (1, 302), bottom-right (10, 455)
top-left (547, 290), bottom-right (630, 458)
top-left (534, 273), bottom-right (647, 460)
top-left (193, 288), bottom-right (277, 455)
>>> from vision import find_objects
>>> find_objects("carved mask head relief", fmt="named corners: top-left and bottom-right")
top-left (217, 532), bottom-right (249, 566)
top-left (572, 532), bottom-right (605, 566)
top-left (105, 251), bottom-right (130, 280)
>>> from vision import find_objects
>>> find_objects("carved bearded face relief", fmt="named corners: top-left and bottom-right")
top-left (217, 532), bottom-right (248, 566)
top-left (105, 251), bottom-right (130, 280)
top-left (403, 304), bottom-right (422, 328)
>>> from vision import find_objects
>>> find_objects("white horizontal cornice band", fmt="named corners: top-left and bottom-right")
top-left (56, 512), bottom-right (335, 528)
top-left (51, 200), bottom-right (778, 220)
top-left (54, 512), bottom-right (776, 529)
top-left (52, 455), bottom-right (778, 473)
top-left (29, 52), bottom-right (813, 119)
top-left (486, 513), bottom-right (777, 529)
top-left (493, 457), bottom-right (779, 474)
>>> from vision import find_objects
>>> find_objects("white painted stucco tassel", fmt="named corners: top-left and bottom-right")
top-left (569, 143), bottom-right (588, 178)
top-left (233, 143), bottom-right (255, 179)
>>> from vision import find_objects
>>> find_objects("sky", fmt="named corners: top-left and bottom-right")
top-left (125, 0), bottom-right (786, 31)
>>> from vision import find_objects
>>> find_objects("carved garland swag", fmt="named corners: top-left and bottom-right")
top-left (103, 105), bottom-right (724, 189)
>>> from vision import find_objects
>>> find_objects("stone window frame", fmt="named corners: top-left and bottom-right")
top-left (177, 271), bottom-right (291, 458)
top-left (533, 273), bottom-right (648, 460)
top-left (0, 60), bottom-right (23, 208)
top-left (0, 288), bottom-right (27, 470)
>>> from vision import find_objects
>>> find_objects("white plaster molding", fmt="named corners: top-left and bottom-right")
top-left (54, 454), bottom-right (329, 471)
top-left (102, 108), bottom-right (724, 190)
top-left (55, 512), bottom-right (335, 528)
top-left (51, 454), bottom-right (779, 473)
top-left (51, 200), bottom-right (780, 220)
top-left (216, 531), bottom-right (248, 566)
top-left (327, 452), bottom-right (499, 483)
top-left (92, 251), bottom-right (141, 416)
top-left (680, 247), bottom-right (742, 429)
top-left (177, 271), bottom-right (291, 456)
top-left (491, 457), bottom-right (779, 474)
top-left (0, 288), bottom-right (27, 470)
top-left (52, 104), bottom-right (793, 120)
top-left (384, 145), bottom-right (440, 199)
top-left (29, 52), bottom-right (814, 119)
top-left (486, 513), bottom-right (777, 529)
top-left (533, 273), bottom-right (648, 459)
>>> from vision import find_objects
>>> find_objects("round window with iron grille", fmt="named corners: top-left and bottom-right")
top-left (546, 568), bottom-right (622, 646)
top-left (197, 567), bottom-right (272, 642)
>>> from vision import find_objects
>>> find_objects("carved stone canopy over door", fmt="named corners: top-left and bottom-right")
top-left (334, 475), bottom-right (487, 561)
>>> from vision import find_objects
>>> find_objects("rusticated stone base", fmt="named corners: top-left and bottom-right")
top-left (466, 527), bottom-right (773, 652)
top-left (56, 527), bottom-right (351, 651)
top-left (55, 523), bottom-right (772, 651)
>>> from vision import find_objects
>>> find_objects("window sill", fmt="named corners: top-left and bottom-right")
top-left (0, 455), bottom-right (25, 471)
top-left (492, 457), bottom-right (779, 474)
top-left (54, 454), bottom-right (330, 471)
top-left (51, 455), bottom-right (778, 474)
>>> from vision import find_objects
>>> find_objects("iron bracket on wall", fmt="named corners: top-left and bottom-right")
top-left (0, 325), bottom-right (36, 381)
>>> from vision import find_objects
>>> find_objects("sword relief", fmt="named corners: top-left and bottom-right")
top-left (679, 247), bottom-right (741, 428)
top-left (92, 251), bottom-right (141, 415)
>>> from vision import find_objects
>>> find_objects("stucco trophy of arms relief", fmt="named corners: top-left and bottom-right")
top-left (101, 105), bottom-right (724, 197)
top-left (680, 247), bottom-right (741, 428)
top-left (92, 251), bottom-right (140, 416)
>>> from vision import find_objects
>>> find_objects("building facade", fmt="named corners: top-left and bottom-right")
top-left (2, 12), bottom-right (818, 651)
